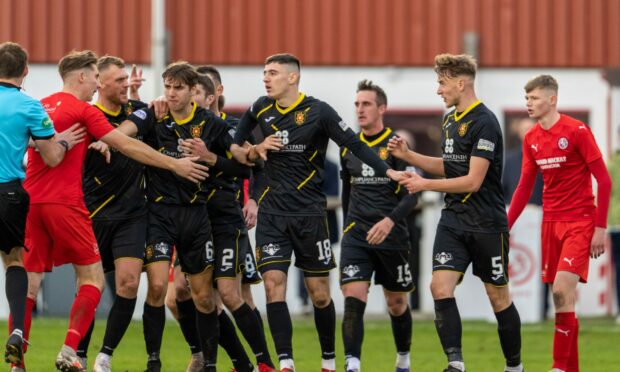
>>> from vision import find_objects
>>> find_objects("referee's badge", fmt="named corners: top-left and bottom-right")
top-left (294, 110), bottom-right (306, 125)
top-left (458, 121), bottom-right (471, 137)
top-left (378, 147), bottom-right (389, 160)
top-left (190, 125), bottom-right (202, 138)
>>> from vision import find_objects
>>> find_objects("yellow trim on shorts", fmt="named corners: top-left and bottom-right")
top-left (257, 259), bottom-right (291, 269)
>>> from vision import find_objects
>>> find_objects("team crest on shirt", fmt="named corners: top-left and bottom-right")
top-left (190, 125), bottom-right (203, 138)
top-left (378, 147), bottom-right (389, 160)
top-left (125, 105), bottom-right (133, 116)
top-left (294, 110), bottom-right (306, 125)
top-left (558, 137), bottom-right (569, 150)
top-left (458, 120), bottom-right (471, 137)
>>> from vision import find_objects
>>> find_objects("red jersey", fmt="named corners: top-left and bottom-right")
top-left (522, 114), bottom-right (602, 221)
top-left (24, 92), bottom-right (114, 206)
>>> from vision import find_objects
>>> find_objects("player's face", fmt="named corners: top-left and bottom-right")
top-left (82, 65), bottom-right (101, 102)
top-left (355, 90), bottom-right (385, 130)
top-left (436, 75), bottom-right (460, 108)
top-left (192, 84), bottom-right (215, 109)
top-left (525, 87), bottom-right (555, 120)
top-left (263, 62), bottom-right (291, 100)
top-left (99, 65), bottom-right (129, 106)
top-left (164, 78), bottom-right (194, 112)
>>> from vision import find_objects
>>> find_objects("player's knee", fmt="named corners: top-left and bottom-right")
top-left (552, 285), bottom-right (571, 308)
top-left (430, 280), bottom-right (452, 299)
top-left (386, 295), bottom-right (408, 316)
top-left (117, 272), bottom-right (140, 296)
top-left (147, 280), bottom-right (168, 303)
top-left (175, 285), bottom-right (192, 301)
top-left (193, 293), bottom-right (216, 313)
top-left (219, 289), bottom-right (243, 310)
top-left (309, 289), bottom-right (331, 308)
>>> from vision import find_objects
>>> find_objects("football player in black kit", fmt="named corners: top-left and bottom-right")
top-left (229, 53), bottom-right (403, 372)
top-left (115, 62), bottom-right (243, 372)
top-left (176, 72), bottom-right (275, 372)
top-left (388, 54), bottom-right (523, 372)
top-left (339, 80), bottom-right (417, 372)
top-left (78, 56), bottom-right (147, 372)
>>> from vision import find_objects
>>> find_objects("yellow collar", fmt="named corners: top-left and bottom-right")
top-left (173, 101), bottom-right (197, 125)
top-left (360, 128), bottom-right (392, 147)
top-left (276, 92), bottom-right (305, 115)
top-left (94, 102), bottom-right (121, 117)
top-left (454, 100), bottom-right (481, 122)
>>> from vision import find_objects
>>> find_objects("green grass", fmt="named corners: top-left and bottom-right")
top-left (4, 316), bottom-right (619, 371)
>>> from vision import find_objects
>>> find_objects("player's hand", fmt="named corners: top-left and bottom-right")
top-left (149, 96), bottom-right (168, 119)
top-left (129, 64), bottom-right (144, 101)
top-left (366, 217), bottom-right (395, 245)
top-left (243, 198), bottom-right (258, 229)
top-left (171, 156), bottom-right (209, 183)
top-left (386, 169), bottom-right (407, 182)
top-left (252, 135), bottom-right (283, 161)
top-left (399, 171), bottom-right (426, 193)
top-left (590, 226), bottom-right (606, 258)
top-left (57, 123), bottom-right (87, 150)
top-left (387, 136), bottom-right (409, 159)
top-left (230, 143), bottom-right (253, 165)
top-left (180, 138), bottom-right (217, 166)
top-left (88, 140), bottom-right (112, 163)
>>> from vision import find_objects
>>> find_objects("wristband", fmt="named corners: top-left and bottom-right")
top-left (57, 140), bottom-right (69, 151)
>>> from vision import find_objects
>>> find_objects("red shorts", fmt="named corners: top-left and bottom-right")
top-left (541, 220), bottom-right (594, 283)
top-left (24, 204), bottom-right (100, 272)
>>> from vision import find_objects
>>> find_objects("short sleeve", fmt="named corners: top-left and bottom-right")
top-left (26, 99), bottom-right (55, 139)
top-left (127, 107), bottom-right (156, 138)
top-left (84, 104), bottom-right (115, 139)
top-left (470, 115), bottom-right (499, 161)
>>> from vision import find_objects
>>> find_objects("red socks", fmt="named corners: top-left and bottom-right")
top-left (553, 312), bottom-right (578, 371)
top-left (64, 285), bottom-right (101, 350)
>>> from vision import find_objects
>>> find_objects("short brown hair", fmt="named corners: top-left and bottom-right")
top-left (196, 65), bottom-right (222, 85)
top-left (197, 73), bottom-right (215, 96)
top-left (265, 53), bottom-right (300, 71)
top-left (524, 74), bottom-right (558, 94)
top-left (357, 79), bottom-right (388, 107)
top-left (58, 50), bottom-right (98, 79)
top-left (0, 42), bottom-right (28, 79)
top-left (434, 53), bottom-right (477, 79)
top-left (162, 61), bottom-right (198, 87)
top-left (97, 55), bottom-right (125, 73)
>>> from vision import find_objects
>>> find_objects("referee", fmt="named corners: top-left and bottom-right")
top-left (0, 42), bottom-right (83, 370)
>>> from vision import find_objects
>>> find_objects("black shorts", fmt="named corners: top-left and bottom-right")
top-left (93, 216), bottom-right (147, 273)
top-left (255, 212), bottom-right (335, 276)
top-left (212, 223), bottom-right (249, 280)
top-left (339, 237), bottom-right (414, 292)
top-left (241, 240), bottom-right (261, 285)
top-left (146, 203), bottom-right (214, 275)
top-left (433, 224), bottom-right (510, 286)
top-left (0, 181), bottom-right (28, 254)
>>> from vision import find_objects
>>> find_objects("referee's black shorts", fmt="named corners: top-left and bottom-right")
top-left (0, 180), bottom-right (29, 254)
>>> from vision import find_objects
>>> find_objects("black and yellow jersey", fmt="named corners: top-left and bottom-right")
top-left (233, 93), bottom-right (389, 216)
top-left (439, 101), bottom-right (508, 232)
top-left (83, 100), bottom-right (147, 221)
top-left (340, 127), bottom-right (417, 249)
top-left (127, 103), bottom-right (237, 206)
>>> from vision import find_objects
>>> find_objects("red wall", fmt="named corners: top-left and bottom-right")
top-left (2, 0), bottom-right (619, 67)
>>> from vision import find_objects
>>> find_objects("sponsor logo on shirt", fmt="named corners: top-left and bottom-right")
top-left (338, 120), bottom-right (349, 131)
top-left (133, 109), bottom-right (147, 120)
top-left (535, 156), bottom-right (566, 169)
top-left (531, 144), bottom-right (539, 152)
top-left (477, 139), bottom-right (495, 152)
top-left (558, 137), bottom-right (569, 150)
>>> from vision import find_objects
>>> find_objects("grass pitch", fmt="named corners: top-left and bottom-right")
top-left (4, 316), bottom-right (618, 371)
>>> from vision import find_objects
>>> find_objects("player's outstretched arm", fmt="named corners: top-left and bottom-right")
top-left (387, 136), bottom-right (445, 177)
top-left (35, 123), bottom-right (86, 167)
top-left (100, 130), bottom-right (209, 183)
top-left (400, 156), bottom-right (489, 194)
top-left (506, 170), bottom-right (537, 229)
